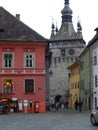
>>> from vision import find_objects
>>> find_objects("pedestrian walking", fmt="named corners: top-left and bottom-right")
top-left (55, 102), bottom-right (59, 111)
top-left (78, 100), bottom-right (83, 112)
top-left (74, 100), bottom-right (79, 110)
top-left (65, 101), bottom-right (69, 109)
top-left (51, 99), bottom-right (55, 110)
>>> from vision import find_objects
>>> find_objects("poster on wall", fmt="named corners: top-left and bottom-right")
top-left (24, 100), bottom-right (28, 107)
top-left (18, 101), bottom-right (23, 110)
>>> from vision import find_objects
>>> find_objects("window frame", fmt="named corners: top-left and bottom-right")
top-left (3, 53), bottom-right (13, 68)
top-left (24, 53), bottom-right (35, 68)
top-left (3, 78), bottom-right (14, 94)
top-left (61, 48), bottom-right (66, 57)
top-left (93, 55), bottom-right (97, 65)
top-left (95, 75), bottom-right (98, 87)
top-left (24, 79), bottom-right (35, 93)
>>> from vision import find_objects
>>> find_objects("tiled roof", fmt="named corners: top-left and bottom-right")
top-left (0, 7), bottom-right (48, 41)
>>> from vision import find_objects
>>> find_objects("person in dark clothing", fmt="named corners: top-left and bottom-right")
top-left (55, 102), bottom-right (60, 111)
top-left (78, 100), bottom-right (83, 112)
top-left (74, 100), bottom-right (79, 110)
top-left (2, 104), bottom-right (8, 114)
top-left (65, 101), bottom-right (69, 109)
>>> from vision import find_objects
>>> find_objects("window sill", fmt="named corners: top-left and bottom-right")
top-left (24, 92), bottom-right (35, 95)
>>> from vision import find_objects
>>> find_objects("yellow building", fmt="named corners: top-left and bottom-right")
top-left (68, 61), bottom-right (80, 108)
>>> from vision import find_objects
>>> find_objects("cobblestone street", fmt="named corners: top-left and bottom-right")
top-left (0, 109), bottom-right (98, 130)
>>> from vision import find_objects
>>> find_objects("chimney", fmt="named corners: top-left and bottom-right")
top-left (16, 14), bottom-right (20, 20)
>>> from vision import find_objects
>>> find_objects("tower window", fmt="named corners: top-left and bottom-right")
top-left (61, 48), bottom-right (66, 57)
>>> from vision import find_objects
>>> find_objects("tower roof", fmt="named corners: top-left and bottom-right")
top-left (61, 0), bottom-right (72, 23)
top-left (50, 0), bottom-right (84, 42)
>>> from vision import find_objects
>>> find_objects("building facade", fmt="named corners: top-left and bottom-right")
top-left (79, 47), bottom-right (92, 110)
top-left (0, 7), bottom-right (48, 113)
top-left (88, 28), bottom-right (98, 109)
top-left (49, 0), bottom-right (86, 102)
top-left (68, 61), bottom-right (80, 108)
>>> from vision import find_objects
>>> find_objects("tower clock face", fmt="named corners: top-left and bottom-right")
top-left (68, 48), bottom-right (75, 55)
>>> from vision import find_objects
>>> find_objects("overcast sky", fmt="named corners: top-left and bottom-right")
top-left (0, 0), bottom-right (98, 43)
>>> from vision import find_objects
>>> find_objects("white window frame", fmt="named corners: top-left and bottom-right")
top-left (3, 53), bottom-right (13, 68)
top-left (24, 53), bottom-right (34, 68)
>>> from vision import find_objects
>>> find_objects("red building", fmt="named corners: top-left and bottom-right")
top-left (0, 7), bottom-right (48, 113)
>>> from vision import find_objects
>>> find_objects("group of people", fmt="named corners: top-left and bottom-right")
top-left (46, 97), bottom-right (69, 111)
top-left (74, 100), bottom-right (83, 112)
top-left (50, 101), bottom-right (69, 111)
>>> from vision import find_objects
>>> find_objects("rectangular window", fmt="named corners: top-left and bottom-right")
top-left (95, 75), bottom-right (98, 87)
top-left (25, 79), bottom-right (34, 93)
top-left (3, 79), bottom-right (13, 93)
top-left (94, 97), bottom-right (97, 107)
top-left (61, 48), bottom-right (66, 57)
top-left (94, 55), bottom-right (97, 65)
top-left (24, 53), bottom-right (34, 68)
top-left (3, 53), bottom-right (13, 68)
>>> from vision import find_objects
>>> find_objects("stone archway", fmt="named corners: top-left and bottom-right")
top-left (55, 95), bottom-right (62, 103)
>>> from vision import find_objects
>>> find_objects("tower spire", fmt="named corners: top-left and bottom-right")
top-left (55, 22), bottom-right (58, 35)
top-left (77, 16), bottom-right (82, 32)
top-left (61, 0), bottom-right (72, 23)
top-left (50, 17), bottom-right (55, 39)
top-left (65, 0), bottom-right (69, 4)
top-left (50, 0), bottom-right (84, 40)
top-left (77, 16), bottom-right (83, 39)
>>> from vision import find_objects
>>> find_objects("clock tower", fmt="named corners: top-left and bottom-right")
top-left (49, 0), bottom-right (86, 102)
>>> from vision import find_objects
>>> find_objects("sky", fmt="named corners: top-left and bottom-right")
top-left (0, 0), bottom-right (98, 44)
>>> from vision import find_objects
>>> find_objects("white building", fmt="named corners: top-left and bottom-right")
top-left (88, 28), bottom-right (98, 109)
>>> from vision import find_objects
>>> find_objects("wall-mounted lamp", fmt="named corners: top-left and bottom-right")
top-left (49, 70), bottom-right (53, 77)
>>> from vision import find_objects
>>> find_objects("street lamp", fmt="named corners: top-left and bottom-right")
top-left (49, 70), bottom-right (53, 77)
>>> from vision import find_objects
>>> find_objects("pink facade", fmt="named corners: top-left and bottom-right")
top-left (0, 41), bottom-right (48, 113)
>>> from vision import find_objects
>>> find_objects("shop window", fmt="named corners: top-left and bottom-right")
top-left (24, 53), bottom-right (34, 68)
top-left (25, 79), bottom-right (34, 93)
top-left (3, 79), bottom-right (13, 93)
top-left (3, 53), bottom-right (13, 68)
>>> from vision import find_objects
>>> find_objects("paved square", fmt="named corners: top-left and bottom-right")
top-left (0, 109), bottom-right (98, 130)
